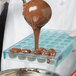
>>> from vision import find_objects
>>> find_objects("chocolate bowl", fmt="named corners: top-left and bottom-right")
top-left (0, 68), bottom-right (59, 76)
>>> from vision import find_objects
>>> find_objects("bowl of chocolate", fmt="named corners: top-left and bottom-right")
top-left (18, 49), bottom-right (31, 60)
top-left (0, 68), bottom-right (60, 76)
top-left (9, 48), bottom-right (21, 59)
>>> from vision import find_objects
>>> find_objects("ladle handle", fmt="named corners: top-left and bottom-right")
top-left (22, 0), bottom-right (26, 3)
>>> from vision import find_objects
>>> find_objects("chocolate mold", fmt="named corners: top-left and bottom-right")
top-left (3, 29), bottom-right (75, 66)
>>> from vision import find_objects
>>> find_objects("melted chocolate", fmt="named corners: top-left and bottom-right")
top-left (9, 47), bottom-right (56, 63)
top-left (10, 48), bottom-right (21, 53)
top-left (31, 49), bottom-right (41, 55)
top-left (39, 47), bottom-right (47, 52)
top-left (48, 48), bottom-right (56, 56)
top-left (41, 51), bottom-right (49, 55)
top-left (21, 49), bottom-right (31, 53)
top-left (47, 56), bottom-right (50, 63)
top-left (23, 0), bottom-right (52, 50)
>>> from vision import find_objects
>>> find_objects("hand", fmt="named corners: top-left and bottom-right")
top-left (69, 29), bottom-right (76, 37)
top-left (72, 49), bottom-right (76, 52)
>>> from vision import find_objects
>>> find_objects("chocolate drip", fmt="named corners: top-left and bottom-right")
top-left (33, 27), bottom-right (41, 49)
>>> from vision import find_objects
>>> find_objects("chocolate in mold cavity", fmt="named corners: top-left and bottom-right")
top-left (41, 51), bottom-right (49, 55)
top-left (47, 56), bottom-right (50, 63)
top-left (48, 48), bottom-right (56, 56)
top-left (31, 49), bottom-right (41, 55)
top-left (21, 49), bottom-right (31, 53)
top-left (10, 48), bottom-right (21, 53)
top-left (9, 48), bottom-right (21, 58)
top-left (22, 0), bottom-right (52, 50)
top-left (39, 47), bottom-right (47, 52)
top-left (47, 56), bottom-right (52, 63)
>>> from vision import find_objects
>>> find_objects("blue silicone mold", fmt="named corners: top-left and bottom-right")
top-left (3, 29), bottom-right (75, 66)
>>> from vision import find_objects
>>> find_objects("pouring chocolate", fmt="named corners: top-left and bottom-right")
top-left (22, 0), bottom-right (52, 50)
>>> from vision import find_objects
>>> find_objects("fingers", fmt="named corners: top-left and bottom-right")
top-left (72, 49), bottom-right (76, 52)
top-left (69, 29), bottom-right (76, 37)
